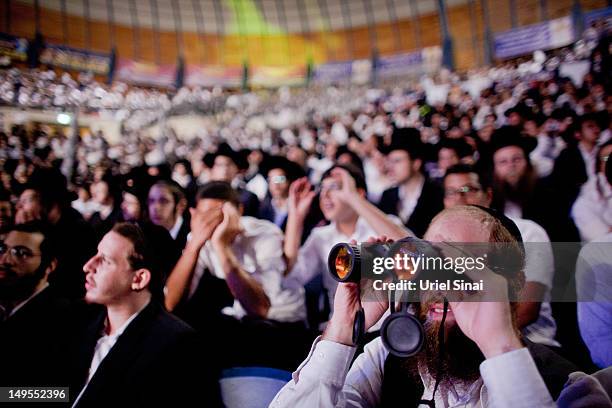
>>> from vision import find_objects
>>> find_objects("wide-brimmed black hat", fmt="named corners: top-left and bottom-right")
top-left (437, 137), bottom-right (473, 158)
top-left (490, 126), bottom-right (537, 155)
top-left (504, 102), bottom-right (532, 118)
top-left (203, 143), bottom-right (249, 170)
top-left (378, 127), bottom-right (424, 160)
top-left (26, 167), bottom-right (78, 206)
top-left (259, 155), bottom-right (306, 183)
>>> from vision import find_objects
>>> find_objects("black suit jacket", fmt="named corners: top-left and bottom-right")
top-left (549, 144), bottom-right (589, 222)
top-left (0, 286), bottom-right (76, 388)
top-left (69, 301), bottom-right (221, 408)
top-left (377, 180), bottom-right (444, 238)
top-left (49, 208), bottom-right (97, 299)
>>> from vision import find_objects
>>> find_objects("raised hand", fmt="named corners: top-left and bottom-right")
top-left (187, 206), bottom-right (223, 251)
top-left (211, 202), bottom-right (244, 248)
top-left (329, 167), bottom-right (359, 205)
top-left (435, 242), bottom-right (523, 359)
top-left (287, 177), bottom-right (316, 220)
top-left (323, 236), bottom-right (390, 346)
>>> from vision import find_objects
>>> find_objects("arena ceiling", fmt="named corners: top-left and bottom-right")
top-left (18, 0), bottom-right (468, 34)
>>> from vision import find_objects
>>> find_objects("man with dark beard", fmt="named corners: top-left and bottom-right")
top-left (0, 221), bottom-right (74, 387)
top-left (270, 206), bottom-right (577, 407)
top-left (489, 126), bottom-right (577, 242)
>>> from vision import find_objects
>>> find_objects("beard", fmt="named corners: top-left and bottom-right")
top-left (0, 263), bottom-right (47, 302)
top-left (493, 166), bottom-right (537, 207)
top-left (408, 302), bottom-right (485, 390)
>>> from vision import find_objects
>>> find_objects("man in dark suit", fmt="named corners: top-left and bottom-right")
top-left (550, 114), bottom-right (604, 222)
top-left (70, 222), bottom-right (220, 407)
top-left (377, 128), bottom-right (444, 237)
top-left (0, 221), bottom-right (75, 387)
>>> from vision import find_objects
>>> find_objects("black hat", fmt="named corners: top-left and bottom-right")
top-left (203, 143), bottom-right (249, 171)
top-left (378, 127), bottom-right (424, 160)
top-left (551, 107), bottom-right (574, 121)
top-left (490, 126), bottom-right (537, 155)
top-left (504, 103), bottom-right (532, 118)
top-left (525, 112), bottom-right (547, 127)
top-left (259, 155), bottom-right (306, 183)
top-left (437, 138), bottom-right (473, 158)
top-left (26, 168), bottom-right (77, 207)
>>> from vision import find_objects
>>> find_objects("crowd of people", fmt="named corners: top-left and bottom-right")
top-left (0, 25), bottom-right (611, 407)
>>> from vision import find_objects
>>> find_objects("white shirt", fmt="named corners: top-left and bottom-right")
top-left (578, 143), bottom-right (597, 181)
top-left (529, 134), bottom-right (565, 178)
top-left (511, 218), bottom-right (559, 347)
top-left (269, 336), bottom-right (555, 408)
top-left (285, 216), bottom-right (405, 319)
top-left (169, 216), bottom-right (184, 240)
top-left (503, 201), bottom-right (523, 219)
top-left (190, 216), bottom-right (305, 323)
top-left (363, 158), bottom-right (391, 204)
top-left (571, 173), bottom-right (612, 243)
top-left (72, 304), bottom-right (146, 407)
top-left (398, 177), bottom-right (425, 224)
top-left (575, 233), bottom-right (612, 368)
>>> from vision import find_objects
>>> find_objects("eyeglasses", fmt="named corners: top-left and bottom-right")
top-left (269, 175), bottom-right (287, 185)
top-left (0, 242), bottom-right (41, 261)
top-left (444, 185), bottom-right (482, 198)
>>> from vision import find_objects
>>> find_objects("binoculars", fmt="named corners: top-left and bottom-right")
top-left (328, 237), bottom-right (461, 285)
top-left (327, 237), bottom-right (451, 357)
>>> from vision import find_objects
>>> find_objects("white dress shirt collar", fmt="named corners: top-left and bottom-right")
top-left (72, 301), bottom-right (149, 408)
top-left (169, 215), bottom-right (184, 240)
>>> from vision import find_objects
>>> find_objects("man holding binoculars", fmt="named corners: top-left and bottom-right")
top-left (271, 205), bottom-right (576, 407)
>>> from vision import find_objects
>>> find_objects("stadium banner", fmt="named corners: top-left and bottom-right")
top-left (40, 44), bottom-right (111, 75)
top-left (584, 6), bottom-right (612, 28)
top-left (313, 61), bottom-right (353, 84)
top-left (0, 33), bottom-right (28, 62)
top-left (377, 50), bottom-right (423, 78)
top-left (116, 59), bottom-right (176, 88)
top-left (494, 16), bottom-right (574, 60)
top-left (250, 65), bottom-right (307, 87)
top-left (185, 65), bottom-right (243, 88)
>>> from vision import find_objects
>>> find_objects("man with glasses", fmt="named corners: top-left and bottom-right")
top-left (283, 164), bottom-right (409, 328)
top-left (443, 163), bottom-right (559, 348)
top-left (0, 221), bottom-right (74, 387)
top-left (258, 155), bottom-right (306, 230)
